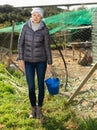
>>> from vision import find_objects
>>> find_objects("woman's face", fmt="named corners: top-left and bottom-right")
top-left (32, 12), bottom-right (42, 24)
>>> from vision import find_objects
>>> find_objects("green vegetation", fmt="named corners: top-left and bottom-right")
top-left (0, 5), bottom-right (92, 50)
top-left (0, 5), bottom-right (62, 25)
top-left (0, 5), bottom-right (63, 50)
top-left (0, 63), bottom-right (97, 130)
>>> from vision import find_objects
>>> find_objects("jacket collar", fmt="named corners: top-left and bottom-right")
top-left (27, 18), bottom-right (45, 31)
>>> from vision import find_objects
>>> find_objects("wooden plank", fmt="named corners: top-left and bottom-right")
top-left (67, 63), bottom-right (97, 104)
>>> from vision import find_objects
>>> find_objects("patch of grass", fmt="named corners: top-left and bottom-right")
top-left (0, 63), bottom-right (97, 130)
top-left (0, 83), bottom-right (15, 94)
top-left (77, 117), bottom-right (97, 130)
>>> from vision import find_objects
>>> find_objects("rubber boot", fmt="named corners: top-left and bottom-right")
top-left (36, 106), bottom-right (42, 119)
top-left (29, 106), bottom-right (36, 118)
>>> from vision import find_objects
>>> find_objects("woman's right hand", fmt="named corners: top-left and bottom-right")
top-left (18, 60), bottom-right (24, 72)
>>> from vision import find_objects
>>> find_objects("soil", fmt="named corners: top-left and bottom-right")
top-left (12, 49), bottom-right (97, 118)
top-left (47, 49), bottom-right (97, 118)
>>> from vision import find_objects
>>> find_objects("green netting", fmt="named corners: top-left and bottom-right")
top-left (0, 22), bottom-right (24, 33)
top-left (47, 8), bottom-right (96, 34)
top-left (0, 8), bottom-right (97, 34)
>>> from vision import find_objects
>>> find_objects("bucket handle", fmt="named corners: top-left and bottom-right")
top-left (50, 66), bottom-right (58, 78)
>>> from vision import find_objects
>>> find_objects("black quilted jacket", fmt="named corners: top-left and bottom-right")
top-left (17, 19), bottom-right (52, 64)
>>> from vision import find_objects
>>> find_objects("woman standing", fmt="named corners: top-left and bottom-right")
top-left (17, 7), bottom-right (52, 119)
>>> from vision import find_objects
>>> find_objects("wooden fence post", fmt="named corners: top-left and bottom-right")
top-left (67, 63), bottom-right (97, 104)
top-left (9, 20), bottom-right (15, 58)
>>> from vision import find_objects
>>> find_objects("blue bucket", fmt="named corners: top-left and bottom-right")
top-left (45, 77), bottom-right (60, 95)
